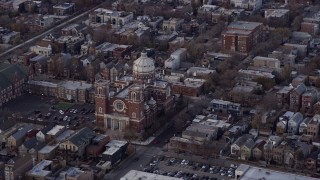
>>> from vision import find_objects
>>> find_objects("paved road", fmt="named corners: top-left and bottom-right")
top-left (0, 2), bottom-right (106, 59)
top-left (104, 146), bottom-right (162, 180)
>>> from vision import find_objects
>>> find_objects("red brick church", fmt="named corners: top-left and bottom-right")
top-left (95, 51), bottom-right (174, 137)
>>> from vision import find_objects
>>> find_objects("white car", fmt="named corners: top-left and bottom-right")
top-left (63, 116), bottom-right (68, 121)
top-left (59, 110), bottom-right (64, 115)
top-left (73, 109), bottom-right (78, 114)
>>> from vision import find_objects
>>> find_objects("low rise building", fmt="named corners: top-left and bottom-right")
top-left (26, 160), bottom-right (53, 180)
top-left (172, 78), bottom-right (205, 97)
top-left (102, 140), bottom-right (128, 165)
top-left (121, 170), bottom-right (181, 180)
top-left (5, 155), bottom-right (33, 180)
top-left (53, 3), bottom-right (75, 16)
top-left (210, 99), bottom-right (241, 116)
top-left (162, 18), bottom-right (184, 31)
top-left (90, 8), bottom-right (133, 26)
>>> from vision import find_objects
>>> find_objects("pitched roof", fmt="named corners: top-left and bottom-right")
top-left (39, 124), bottom-right (55, 134)
top-left (22, 137), bottom-right (38, 149)
top-left (0, 63), bottom-right (28, 89)
top-left (67, 127), bottom-right (95, 147)
top-left (243, 139), bottom-right (256, 149)
top-left (294, 83), bottom-right (306, 95)
top-left (11, 124), bottom-right (33, 140)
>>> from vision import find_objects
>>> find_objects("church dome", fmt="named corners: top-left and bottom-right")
top-left (133, 51), bottom-right (155, 74)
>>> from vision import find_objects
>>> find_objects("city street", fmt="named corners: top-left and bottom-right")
top-left (104, 146), bottom-right (163, 180)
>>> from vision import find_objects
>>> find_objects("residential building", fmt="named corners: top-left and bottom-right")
top-left (30, 44), bottom-right (52, 57)
top-left (210, 99), bottom-right (241, 116)
top-left (301, 88), bottom-right (318, 112)
top-left (46, 125), bottom-right (65, 141)
top-left (59, 127), bottom-right (95, 157)
top-left (276, 86), bottom-right (293, 108)
top-left (252, 56), bottom-right (281, 70)
top-left (252, 140), bottom-right (266, 160)
top-left (222, 21), bottom-right (263, 55)
top-left (4, 155), bottom-right (33, 180)
top-left (231, 135), bottom-right (254, 158)
top-left (289, 83), bottom-right (307, 111)
top-left (90, 8), bottom-right (133, 26)
top-left (238, 69), bottom-right (275, 79)
top-left (240, 138), bottom-right (255, 160)
top-left (7, 124), bottom-right (33, 147)
top-left (0, 118), bottom-right (15, 134)
top-left (230, 0), bottom-right (262, 11)
top-left (53, 3), bottom-right (75, 16)
top-left (301, 22), bottom-right (319, 36)
top-left (287, 112), bottom-right (304, 135)
top-left (38, 15), bottom-right (54, 28)
top-left (36, 125), bottom-right (55, 142)
top-left (264, 9), bottom-right (290, 24)
top-left (307, 114), bottom-right (320, 137)
top-left (172, 78), bottom-right (205, 97)
top-left (0, 27), bottom-right (20, 44)
top-left (0, 63), bottom-right (29, 107)
top-left (182, 123), bottom-right (218, 143)
top-left (102, 140), bottom-right (128, 165)
top-left (299, 117), bottom-right (312, 135)
top-left (164, 48), bottom-right (187, 70)
top-left (26, 160), bottom-right (53, 180)
top-left (38, 144), bottom-right (58, 161)
top-left (162, 18), bottom-right (184, 31)
top-left (86, 134), bottom-right (110, 158)
top-left (18, 137), bottom-right (38, 156)
top-left (186, 67), bottom-right (216, 77)
top-left (305, 151), bottom-right (319, 173)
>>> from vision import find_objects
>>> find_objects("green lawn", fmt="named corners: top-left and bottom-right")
top-left (55, 102), bottom-right (74, 110)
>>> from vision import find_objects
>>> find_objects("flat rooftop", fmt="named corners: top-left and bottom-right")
top-left (121, 170), bottom-right (182, 180)
top-left (228, 21), bottom-right (262, 31)
top-left (237, 164), bottom-right (318, 180)
top-left (28, 160), bottom-right (52, 177)
top-left (46, 125), bottom-right (64, 136)
top-left (58, 81), bottom-right (93, 90)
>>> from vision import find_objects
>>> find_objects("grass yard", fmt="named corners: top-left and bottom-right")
top-left (55, 102), bottom-right (74, 110)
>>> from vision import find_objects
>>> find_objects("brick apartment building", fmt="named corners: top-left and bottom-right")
top-left (222, 21), bottom-right (263, 55)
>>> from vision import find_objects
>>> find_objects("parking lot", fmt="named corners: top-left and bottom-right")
top-left (4, 95), bottom-right (96, 130)
top-left (141, 156), bottom-right (237, 180)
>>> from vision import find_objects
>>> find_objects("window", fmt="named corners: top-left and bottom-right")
top-left (98, 87), bottom-right (102, 95)
top-left (132, 92), bottom-right (136, 101)
top-left (99, 107), bottom-right (102, 113)
top-left (132, 112), bottom-right (136, 118)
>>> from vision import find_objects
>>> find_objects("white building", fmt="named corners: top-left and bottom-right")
top-left (39, 15), bottom-right (55, 28)
top-left (231, 0), bottom-right (262, 11)
top-left (30, 44), bottom-right (52, 57)
top-left (121, 170), bottom-right (181, 180)
top-left (164, 48), bottom-right (187, 70)
top-left (90, 8), bottom-right (133, 26)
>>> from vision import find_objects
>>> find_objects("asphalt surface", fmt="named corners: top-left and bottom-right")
top-left (104, 146), bottom-right (163, 180)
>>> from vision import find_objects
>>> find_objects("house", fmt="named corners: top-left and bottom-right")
top-left (289, 83), bottom-right (307, 111)
top-left (38, 144), bottom-right (59, 161)
top-left (276, 111), bottom-right (294, 135)
top-left (18, 137), bottom-right (38, 156)
top-left (89, 8), bottom-right (133, 26)
top-left (162, 18), bottom-right (184, 31)
top-left (230, 0), bottom-right (262, 11)
top-left (252, 56), bottom-right (281, 70)
top-left (102, 140), bottom-right (128, 165)
top-left (7, 124), bottom-right (33, 147)
top-left (28, 142), bottom-right (46, 162)
top-left (53, 3), bottom-right (75, 16)
top-left (299, 117), bottom-right (312, 135)
top-left (276, 86), bottom-right (293, 108)
top-left (46, 125), bottom-right (65, 142)
top-left (240, 139), bottom-right (256, 160)
top-left (287, 112), bottom-right (304, 135)
top-left (210, 99), bottom-right (241, 116)
top-left (26, 160), bottom-right (53, 180)
top-left (301, 88), bottom-right (318, 112)
top-left (86, 134), bottom-right (110, 158)
top-left (36, 124), bottom-right (55, 142)
top-left (4, 155), bottom-right (33, 180)
top-left (30, 44), bottom-right (52, 57)
top-left (305, 151), bottom-right (319, 173)
top-left (231, 135), bottom-right (253, 158)
top-left (307, 114), bottom-right (320, 137)
top-left (59, 127), bottom-right (95, 157)
top-left (252, 140), bottom-right (266, 160)
top-left (0, 63), bottom-right (29, 107)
